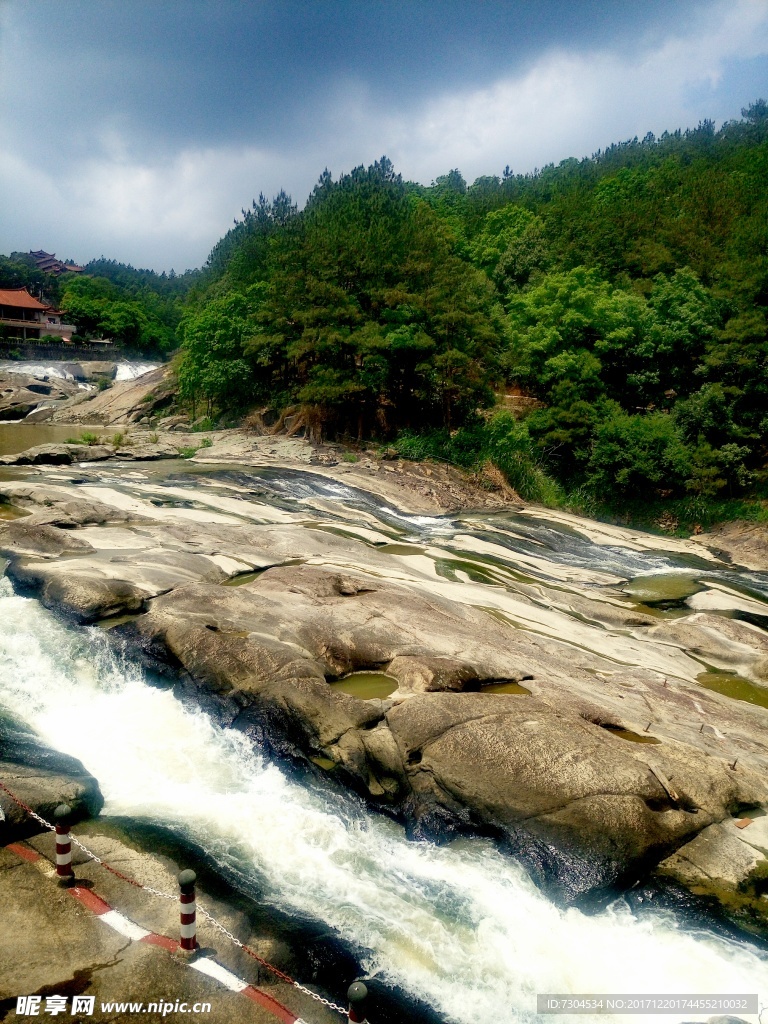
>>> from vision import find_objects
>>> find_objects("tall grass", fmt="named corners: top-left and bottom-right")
top-left (390, 413), bottom-right (563, 505)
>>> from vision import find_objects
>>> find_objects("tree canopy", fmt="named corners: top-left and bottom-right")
top-left (9, 100), bottom-right (767, 512)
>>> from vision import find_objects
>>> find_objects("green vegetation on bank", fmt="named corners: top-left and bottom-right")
top-left (5, 101), bottom-right (768, 529)
top-left (175, 100), bottom-right (768, 525)
top-left (59, 260), bottom-right (201, 355)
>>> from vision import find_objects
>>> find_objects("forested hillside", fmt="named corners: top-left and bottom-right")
top-left (59, 260), bottom-right (200, 354)
top-left (176, 100), bottom-right (768, 522)
top-left (0, 253), bottom-right (199, 355)
top-left (13, 103), bottom-right (767, 524)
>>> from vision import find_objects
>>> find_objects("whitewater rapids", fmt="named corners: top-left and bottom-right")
top-left (0, 578), bottom-right (765, 1023)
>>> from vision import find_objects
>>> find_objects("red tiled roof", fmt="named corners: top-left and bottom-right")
top-left (0, 288), bottom-right (48, 310)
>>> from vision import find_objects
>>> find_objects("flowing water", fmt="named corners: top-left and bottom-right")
top-left (0, 578), bottom-right (766, 1022)
top-left (1, 456), bottom-right (768, 1021)
top-left (0, 359), bottom-right (159, 382)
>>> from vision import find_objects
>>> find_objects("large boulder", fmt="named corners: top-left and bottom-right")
top-left (695, 521), bottom-right (768, 571)
top-left (2, 481), bottom-right (767, 910)
top-left (384, 692), bottom-right (764, 902)
top-left (113, 438), bottom-right (181, 460)
top-left (77, 361), bottom-right (118, 381)
top-left (0, 442), bottom-right (113, 466)
top-left (50, 364), bottom-right (173, 425)
top-left (0, 371), bottom-right (79, 420)
top-left (120, 565), bottom-right (768, 904)
top-left (0, 722), bottom-right (103, 841)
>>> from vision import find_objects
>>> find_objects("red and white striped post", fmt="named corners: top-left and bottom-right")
top-left (53, 804), bottom-right (74, 886)
top-left (178, 869), bottom-right (198, 956)
top-left (348, 980), bottom-right (369, 1024)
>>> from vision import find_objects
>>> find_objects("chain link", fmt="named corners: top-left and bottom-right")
top-left (196, 904), bottom-right (347, 1013)
top-left (0, 780), bottom-right (55, 831)
top-left (291, 982), bottom-right (349, 1015)
top-left (1, 779), bottom-right (349, 1018)
top-left (68, 833), bottom-right (103, 863)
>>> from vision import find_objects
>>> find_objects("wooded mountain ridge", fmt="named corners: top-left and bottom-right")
top-left (3, 101), bottom-right (767, 523)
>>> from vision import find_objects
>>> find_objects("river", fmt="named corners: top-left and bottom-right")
top-left (1, 452), bottom-right (767, 1022)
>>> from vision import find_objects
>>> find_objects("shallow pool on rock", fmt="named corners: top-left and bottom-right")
top-left (601, 725), bottom-right (662, 744)
top-left (330, 671), bottom-right (398, 699)
top-left (697, 671), bottom-right (768, 709)
top-left (221, 571), bottom-right (262, 587)
top-left (622, 573), bottom-right (706, 606)
top-left (0, 501), bottom-right (27, 520)
top-left (481, 681), bottom-right (532, 695)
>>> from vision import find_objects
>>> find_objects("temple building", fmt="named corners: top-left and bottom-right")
top-left (28, 250), bottom-right (84, 275)
top-left (0, 287), bottom-right (76, 341)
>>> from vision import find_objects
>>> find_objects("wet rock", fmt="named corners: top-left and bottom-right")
top-left (0, 759), bottom-right (103, 842)
top-left (695, 520), bottom-right (768, 571)
top-left (656, 817), bottom-right (768, 937)
top-left (0, 371), bottom-right (79, 420)
top-left (2, 481), bottom-right (768, 910)
top-left (113, 439), bottom-right (180, 460)
top-left (156, 414), bottom-right (190, 429)
top-left (387, 655), bottom-right (484, 693)
top-left (37, 574), bottom-right (149, 624)
top-left (384, 692), bottom-right (767, 902)
top-left (687, 587), bottom-right (768, 626)
top-left (23, 405), bottom-right (56, 422)
top-left (114, 565), bottom-right (767, 904)
top-left (0, 484), bottom-right (149, 525)
top-left (50, 365), bottom-right (174, 425)
top-left (0, 519), bottom-right (93, 558)
top-left (79, 361), bottom-right (117, 381)
top-left (0, 443), bottom-right (113, 466)
top-left (659, 820), bottom-right (765, 886)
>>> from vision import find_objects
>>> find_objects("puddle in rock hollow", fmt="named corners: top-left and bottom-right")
top-left (329, 672), bottom-right (398, 699)
top-left (696, 671), bottom-right (768, 709)
top-left (375, 543), bottom-right (427, 556)
top-left (221, 558), bottom-right (306, 587)
top-left (435, 557), bottom-right (505, 586)
top-left (601, 724), bottom-right (662, 744)
top-left (309, 756), bottom-right (338, 771)
top-left (0, 502), bottom-right (27, 520)
top-left (221, 571), bottom-right (262, 587)
top-left (481, 681), bottom-right (532, 695)
top-left (622, 573), bottom-right (705, 606)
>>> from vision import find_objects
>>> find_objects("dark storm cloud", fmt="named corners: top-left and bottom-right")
top-left (4, 0), bottom-right (709, 151)
top-left (1, 0), bottom-right (767, 270)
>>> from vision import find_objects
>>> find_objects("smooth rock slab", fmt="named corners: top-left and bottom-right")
top-left (0, 443), bottom-right (113, 466)
top-left (0, 761), bottom-right (103, 842)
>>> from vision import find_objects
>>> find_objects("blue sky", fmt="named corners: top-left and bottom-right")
top-left (1, 0), bottom-right (767, 272)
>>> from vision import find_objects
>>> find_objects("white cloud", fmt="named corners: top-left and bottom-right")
top-left (0, 143), bottom-right (298, 271)
top-left (1, 0), bottom-right (766, 270)
top-left (379, 0), bottom-right (768, 183)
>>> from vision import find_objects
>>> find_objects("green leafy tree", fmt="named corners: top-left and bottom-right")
top-left (178, 293), bottom-right (256, 417)
top-left (586, 411), bottom-right (691, 496)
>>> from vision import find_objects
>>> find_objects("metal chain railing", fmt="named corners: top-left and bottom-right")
top-left (0, 780), bottom-right (348, 1018)
top-left (194, 904), bottom-right (348, 1016)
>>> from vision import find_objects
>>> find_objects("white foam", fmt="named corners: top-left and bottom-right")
top-left (0, 578), bottom-right (765, 1024)
top-left (0, 361), bottom-right (75, 380)
top-left (115, 362), bottom-right (159, 381)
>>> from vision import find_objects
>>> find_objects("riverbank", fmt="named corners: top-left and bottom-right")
top-left (2, 378), bottom-right (768, 1018)
top-left (1, 449), bottom-right (767, 926)
top-left (0, 820), bottom-right (343, 1024)
top-left (4, 357), bottom-right (768, 542)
